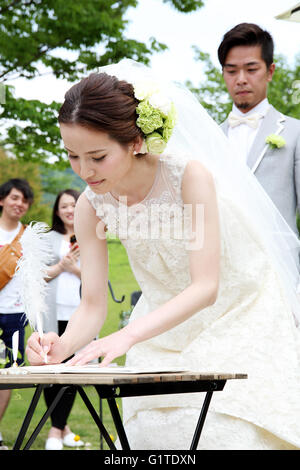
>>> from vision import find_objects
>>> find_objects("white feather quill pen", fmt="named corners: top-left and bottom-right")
top-left (12, 330), bottom-right (19, 368)
top-left (16, 222), bottom-right (53, 362)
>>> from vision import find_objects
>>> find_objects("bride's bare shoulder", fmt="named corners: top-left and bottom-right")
top-left (74, 191), bottom-right (105, 234)
top-left (73, 192), bottom-right (93, 217)
top-left (184, 159), bottom-right (212, 177)
top-left (182, 160), bottom-right (215, 193)
top-left (181, 160), bottom-right (217, 206)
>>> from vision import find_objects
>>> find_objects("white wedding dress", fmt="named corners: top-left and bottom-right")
top-left (85, 153), bottom-right (300, 450)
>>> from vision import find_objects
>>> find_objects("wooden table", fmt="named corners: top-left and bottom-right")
top-left (0, 370), bottom-right (247, 450)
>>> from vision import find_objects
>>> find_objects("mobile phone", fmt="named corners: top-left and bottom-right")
top-left (70, 234), bottom-right (77, 245)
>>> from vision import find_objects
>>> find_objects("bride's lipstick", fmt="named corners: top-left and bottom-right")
top-left (88, 179), bottom-right (105, 187)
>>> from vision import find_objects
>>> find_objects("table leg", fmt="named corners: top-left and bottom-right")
top-left (13, 385), bottom-right (46, 450)
top-left (107, 397), bottom-right (130, 450)
top-left (190, 390), bottom-right (213, 450)
top-left (99, 395), bottom-right (103, 450)
top-left (76, 386), bottom-right (117, 450)
top-left (22, 386), bottom-right (70, 450)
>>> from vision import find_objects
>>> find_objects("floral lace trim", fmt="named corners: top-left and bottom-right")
top-left (84, 154), bottom-right (189, 228)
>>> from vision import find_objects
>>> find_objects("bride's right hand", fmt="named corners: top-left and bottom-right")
top-left (26, 332), bottom-right (65, 365)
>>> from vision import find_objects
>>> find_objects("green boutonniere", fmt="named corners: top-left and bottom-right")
top-left (265, 134), bottom-right (286, 149)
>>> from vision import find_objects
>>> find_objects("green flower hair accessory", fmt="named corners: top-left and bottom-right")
top-left (133, 81), bottom-right (177, 154)
top-left (136, 101), bottom-right (164, 135)
top-left (265, 134), bottom-right (286, 149)
top-left (145, 132), bottom-right (166, 154)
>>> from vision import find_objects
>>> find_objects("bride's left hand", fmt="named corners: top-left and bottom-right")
top-left (66, 329), bottom-right (136, 367)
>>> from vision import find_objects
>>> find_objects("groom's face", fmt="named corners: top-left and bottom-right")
top-left (222, 45), bottom-right (275, 113)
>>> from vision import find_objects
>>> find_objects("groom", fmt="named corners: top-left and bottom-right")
top-left (218, 23), bottom-right (300, 237)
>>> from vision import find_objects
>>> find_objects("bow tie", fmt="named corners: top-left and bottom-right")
top-left (228, 112), bottom-right (263, 129)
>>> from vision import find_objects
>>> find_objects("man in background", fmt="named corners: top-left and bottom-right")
top-left (218, 22), bottom-right (300, 236)
top-left (0, 178), bottom-right (33, 450)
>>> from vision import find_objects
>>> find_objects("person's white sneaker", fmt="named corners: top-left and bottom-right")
top-left (0, 432), bottom-right (8, 450)
top-left (45, 437), bottom-right (63, 450)
top-left (63, 432), bottom-right (84, 447)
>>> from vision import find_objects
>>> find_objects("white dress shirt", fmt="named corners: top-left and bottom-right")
top-left (56, 239), bottom-right (80, 321)
top-left (227, 98), bottom-right (270, 163)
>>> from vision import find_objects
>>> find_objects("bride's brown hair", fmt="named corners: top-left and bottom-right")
top-left (58, 73), bottom-right (143, 145)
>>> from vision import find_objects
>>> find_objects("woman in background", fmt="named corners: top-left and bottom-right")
top-left (43, 189), bottom-right (83, 450)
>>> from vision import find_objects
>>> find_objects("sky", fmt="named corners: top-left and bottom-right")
top-left (5, 0), bottom-right (300, 104)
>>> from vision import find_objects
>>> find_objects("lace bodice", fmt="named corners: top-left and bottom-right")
top-left (84, 154), bottom-right (273, 351)
top-left (85, 154), bottom-right (192, 310)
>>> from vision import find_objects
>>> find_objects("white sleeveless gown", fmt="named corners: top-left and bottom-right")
top-left (85, 154), bottom-right (300, 450)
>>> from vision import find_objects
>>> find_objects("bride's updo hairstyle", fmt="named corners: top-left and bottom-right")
top-left (58, 73), bottom-right (143, 146)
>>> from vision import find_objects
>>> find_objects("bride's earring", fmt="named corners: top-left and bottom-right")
top-left (133, 140), bottom-right (147, 155)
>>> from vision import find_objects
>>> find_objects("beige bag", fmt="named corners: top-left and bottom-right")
top-left (0, 225), bottom-right (26, 290)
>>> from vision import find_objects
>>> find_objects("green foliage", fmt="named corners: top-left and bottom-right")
top-left (0, 0), bottom-right (204, 82)
top-left (0, 0), bottom-right (154, 82)
top-left (268, 54), bottom-right (300, 120)
top-left (188, 47), bottom-right (300, 124)
top-left (186, 47), bottom-right (232, 124)
top-left (40, 166), bottom-right (86, 209)
top-left (163, 0), bottom-right (204, 12)
top-left (1, 85), bottom-right (63, 167)
top-left (0, 0), bottom-right (205, 167)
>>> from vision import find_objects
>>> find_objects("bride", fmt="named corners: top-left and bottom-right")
top-left (26, 60), bottom-right (300, 450)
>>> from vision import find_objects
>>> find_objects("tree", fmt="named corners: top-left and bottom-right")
top-left (186, 48), bottom-right (232, 124)
top-left (0, 0), bottom-right (205, 167)
top-left (40, 166), bottom-right (86, 208)
top-left (187, 46), bottom-right (300, 124)
top-left (163, 0), bottom-right (204, 12)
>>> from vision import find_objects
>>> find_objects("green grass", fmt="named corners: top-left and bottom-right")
top-left (1, 239), bottom-right (140, 450)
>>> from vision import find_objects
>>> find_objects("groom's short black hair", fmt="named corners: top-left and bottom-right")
top-left (218, 23), bottom-right (274, 69)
